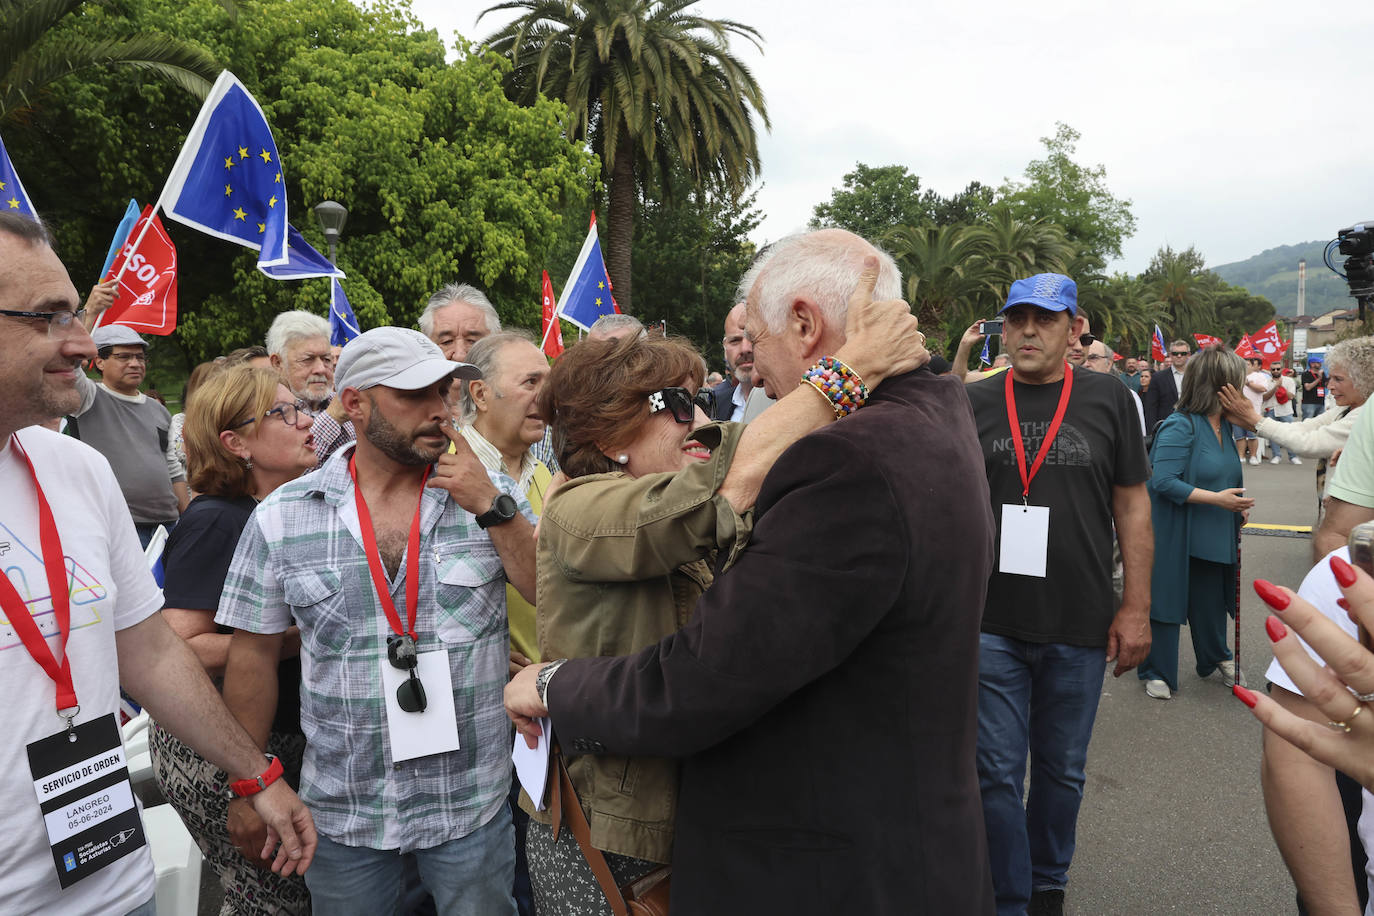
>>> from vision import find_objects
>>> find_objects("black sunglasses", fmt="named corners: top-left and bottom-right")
top-left (387, 635), bottom-right (427, 713)
top-left (1077, 334), bottom-right (1096, 347)
top-left (1170, 350), bottom-right (1190, 357)
top-left (648, 387), bottom-right (714, 424)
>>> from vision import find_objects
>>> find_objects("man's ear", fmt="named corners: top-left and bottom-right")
top-left (1069, 313), bottom-right (1086, 341)
top-left (269, 353), bottom-right (284, 372)
top-left (468, 379), bottom-right (489, 413)
top-left (790, 298), bottom-right (826, 357)
top-left (339, 386), bottom-right (366, 424)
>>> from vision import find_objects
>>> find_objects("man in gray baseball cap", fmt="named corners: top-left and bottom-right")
top-left (70, 322), bottom-right (187, 544)
top-left (218, 326), bottom-right (536, 914)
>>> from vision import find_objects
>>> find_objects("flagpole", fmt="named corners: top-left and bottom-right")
top-left (539, 300), bottom-right (565, 352)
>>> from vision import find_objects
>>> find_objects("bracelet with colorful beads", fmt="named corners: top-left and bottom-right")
top-left (800, 356), bottom-right (868, 419)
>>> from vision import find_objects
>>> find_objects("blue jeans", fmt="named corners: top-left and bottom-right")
top-left (1304, 402), bottom-right (1325, 420)
top-left (304, 807), bottom-right (517, 916)
top-left (124, 897), bottom-right (156, 916)
top-left (976, 634), bottom-right (1107, 916)
top-left (1264, 409), bottom-right (1296, 459)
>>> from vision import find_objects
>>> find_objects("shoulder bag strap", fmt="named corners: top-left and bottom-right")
top-left (550, 748), bottom-right (631, 916)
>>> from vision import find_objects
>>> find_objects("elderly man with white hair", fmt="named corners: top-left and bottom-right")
top-left (419, 283), bottom-right (502, 362)
top-left (267, 310), bottom-right (335, 412)
top-left (504, 228), bottom-right (995, 913)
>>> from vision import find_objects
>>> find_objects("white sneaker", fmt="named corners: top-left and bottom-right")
top-left (1145, 679), bottom-right (1171, 699)
top-left (1270, 455), bottom-right (1281, 464)
top-left (1291, 456), bottom-right (1303, 465)
top-left (1215, 659), bottom-right (1247, 687)
top-left (1248, 456), bottom-right (1260, 466)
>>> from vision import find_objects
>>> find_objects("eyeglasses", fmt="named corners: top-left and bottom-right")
top-left (229, 400), bottom-right (313, 430)
top-left (1170, 351), bottom-right (1190, 357)
top-left (105, 352), bottom-right (147, 364)
top-left (0, 306), bottom-right (87, 338)
top-left (1077, 334), bottom-right (1096, 347)
top-left (387, 635), bottom-right (427, 713)
top-left (647, 387), bottom-right (714, 424)
top-left (1084, 354), bottom-right (1109, 363)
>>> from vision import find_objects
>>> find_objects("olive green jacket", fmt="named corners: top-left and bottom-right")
top-left (525, 421), bottom-right (750, 863)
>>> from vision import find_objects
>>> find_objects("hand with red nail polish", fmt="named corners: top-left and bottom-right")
top-left (1332, 554), bottom-right (1358, 588)
top-left (1254, 579), bottom-right (1291, 611)
top-left (1233, 684), bottom-right (1258, 708)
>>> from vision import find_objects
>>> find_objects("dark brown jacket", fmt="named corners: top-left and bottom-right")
top-left (548, 370), bottom-right (996, 915)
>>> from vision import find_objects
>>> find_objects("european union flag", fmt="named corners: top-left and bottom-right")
top-left (259, 225), bottom-right (343, 280)
top-left (979, 338), bottom-right (991, 366)
top-left (557, 213), bottom-right (620, 332)
top-left (330, 278), bottom-right (360, 346)
top-left (0, 132), bottom-right (36, 217)
top-left (161, 71), bottom-right (288, 267)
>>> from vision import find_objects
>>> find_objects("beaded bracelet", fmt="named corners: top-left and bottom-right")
top-left (801, 356), bottom-right (869, 419)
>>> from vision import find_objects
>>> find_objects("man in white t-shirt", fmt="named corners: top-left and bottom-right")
top-left (1238, 356), bottom-right (1268, 465)
top-left (1262, 364), bottom-right (1301, 465)
top-left (0, 212), bottom-right (317, 915)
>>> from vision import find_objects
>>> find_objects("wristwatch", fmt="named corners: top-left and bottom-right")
top-left (536, 658), bottom-right (568, 707)
top-left (228, 755), bottom-right (284, 798)
top-left (476, 493), bottom-right (519, 529)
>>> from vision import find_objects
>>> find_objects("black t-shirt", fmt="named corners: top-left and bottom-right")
top-left (162, 493), bottom-right (302, 735)
top-left (1301, 369), bottom-right (1326, 404)
top-left (966, 367), bottom-right (1151, 647)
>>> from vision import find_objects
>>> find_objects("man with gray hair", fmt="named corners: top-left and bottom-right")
top-left (419, 283), bottom-right (502, 362)
top-left (267, 310), bottom-right (335, 411)
top-left (586, 312), bottom-right (644, 341)
top-left (504, 228), bottom-right (995, 912)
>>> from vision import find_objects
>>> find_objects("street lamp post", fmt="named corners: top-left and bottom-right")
top-left (313, 200), bottom-right (348, 264)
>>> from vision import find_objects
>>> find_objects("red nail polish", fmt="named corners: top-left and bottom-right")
top-left (1338, 598), bottom-right (1351, 611)
top-left (1234, 685), bottom-right (1259, 708)
top-left (1332, 554), bottom-right (1358, 588)
top-left (1253, 579), bottom-right (1291, 611)
top-left (1265, 616), bottom-right (1287, 642)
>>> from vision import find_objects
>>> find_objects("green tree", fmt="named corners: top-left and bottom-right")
top-left (810, 163), bottom-right (994, 240)
top-left (480, 0), bottom-right (769, 312)
top-left (1141, 244), bottom-right (1217, 336)
top-left (999, 122), bottom-right (1136, 264)
top-left (7, 0), bottom-right (596, 365)
top-left (1213, 283), bottom-right (1276, 344)
top-left (886, 223), bottom-right (1004, 350)
top-left (0, 0), bottom-right (224, 124)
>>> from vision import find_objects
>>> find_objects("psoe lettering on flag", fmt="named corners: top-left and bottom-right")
top-left (556, 213), bottom-right (620, 332)
top-left (159, 71), bottom-right (288, 269)
top-left (100, 206), bottom-right (177, 335)
top-left (540, 270), bottom-right (564, 358)
top-left (0, 132), bottom-right (35, 217)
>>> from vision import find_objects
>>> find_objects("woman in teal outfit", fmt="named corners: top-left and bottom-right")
top-left (1139, 346), bottom-right (1255, 700)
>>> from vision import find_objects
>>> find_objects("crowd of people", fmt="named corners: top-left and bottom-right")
top-left (7, 204), bottom-right (1374, 915)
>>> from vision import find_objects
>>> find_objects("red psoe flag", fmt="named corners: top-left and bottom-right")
top-left (1194, 333), bottom-right (1222, 349)
top-left (1250, 319), bottom-right (1284, 361)
top-left (102, 205), bottom-right (178, 335)
top-left (1235, 334), bottom-right (1259, 358)
top-left (540, 270), bottom-right (564, 358)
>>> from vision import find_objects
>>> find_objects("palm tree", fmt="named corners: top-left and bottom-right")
top-left (885, 223), bottom-right (1005, 347)
top-left (0, 0), bottom-right (224, 125)
top-left (480, 0), bottom-right (768, 310)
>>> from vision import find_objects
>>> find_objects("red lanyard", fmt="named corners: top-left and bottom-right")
top-left (348, 454), bottom-right (429, 639)
top-left (0, 434), bottom-right (79, 715)
top-left (1005, 364), bottom-right (1074, 503)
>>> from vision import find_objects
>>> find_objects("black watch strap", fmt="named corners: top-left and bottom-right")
top-left (476, 492), bottom-right (518, 529)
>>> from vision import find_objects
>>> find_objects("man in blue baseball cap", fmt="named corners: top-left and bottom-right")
top-left (963, 273), bottom-right (1154, 916)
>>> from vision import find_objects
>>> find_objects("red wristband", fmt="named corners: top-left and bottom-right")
top-left (229, 755), bottom-right (283, 798)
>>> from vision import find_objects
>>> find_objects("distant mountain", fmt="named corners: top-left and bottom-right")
top-left (1210, 241), bottom-right (1357, 318)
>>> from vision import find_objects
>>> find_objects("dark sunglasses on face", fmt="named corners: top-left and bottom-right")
top-left (1170, 351), bottom-right (1189, 358)
top-left (648, 387), bottom-right (714, 424)
top-left (387, 634), bottom-right (427, 713)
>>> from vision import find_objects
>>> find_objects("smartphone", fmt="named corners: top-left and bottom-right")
top-left (979, 320), bottom-right (1003, 336)
top-left (1348, 521), bottom-right (1374, 649)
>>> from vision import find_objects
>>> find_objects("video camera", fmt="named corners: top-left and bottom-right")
top-left (1331, 222), bottom-right (1374, 320)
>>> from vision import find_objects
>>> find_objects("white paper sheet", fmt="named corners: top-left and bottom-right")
top-left (381, 650), bottom-right (461, 763)
top-left (511, 718), bottom-right (553, 810)
top-left (999, 503), bottom-right (1050, 578)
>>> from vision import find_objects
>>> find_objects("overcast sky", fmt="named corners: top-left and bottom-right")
top-left (409, 0), bottom-right (1374, 276)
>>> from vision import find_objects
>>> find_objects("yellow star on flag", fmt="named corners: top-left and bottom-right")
top-left (598, 281), bottom-right (605, 289)
top-left (0, 180), bottom-right (6, 190)
top-left (232, 207), bottom-right (247, 221)
top-left (259, 148), bottom-right (272, 164)
top-left (594, 297), bottom-right (602, 306)
top-left (224, 184), bottom-right (232, 197)
top-left (257, 222), bottom-right (266, 234)
top-left (268, 195), bottom-right (278, 209)
top-left (274, 172), bottom-right (281, 184)
top-left (7, 197), bottom-right (19, 209)
top-left (224, 156), bottom-right (235, 169)
top-left (238, 146), bottom-right (249, 159)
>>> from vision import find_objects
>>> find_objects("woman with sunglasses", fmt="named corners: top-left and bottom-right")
top-left (523, 318), bottom-right (921, 913)
top-left (148, 366), bottom-right (317, 916)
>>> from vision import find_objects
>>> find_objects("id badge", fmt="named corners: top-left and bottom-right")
top-left (26, 713), bottom-right (146, 888)
top-left (381, 649), bottom-right (461, 762)
top-left (1000, 504), bottom-right (1050, 578)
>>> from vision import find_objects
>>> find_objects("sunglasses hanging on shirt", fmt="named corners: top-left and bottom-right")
top-left (387, 634), bottom-right (427, 713)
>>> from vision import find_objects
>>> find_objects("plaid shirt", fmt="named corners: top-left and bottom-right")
top-left (216, 444), bottom-right (531, 852)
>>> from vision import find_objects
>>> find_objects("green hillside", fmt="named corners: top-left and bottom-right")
top-left (1211, 240), bottom-right (1357, 317)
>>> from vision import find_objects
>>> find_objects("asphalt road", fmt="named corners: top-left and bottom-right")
top-left (1071, 456), bottom-right (1324, 914)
